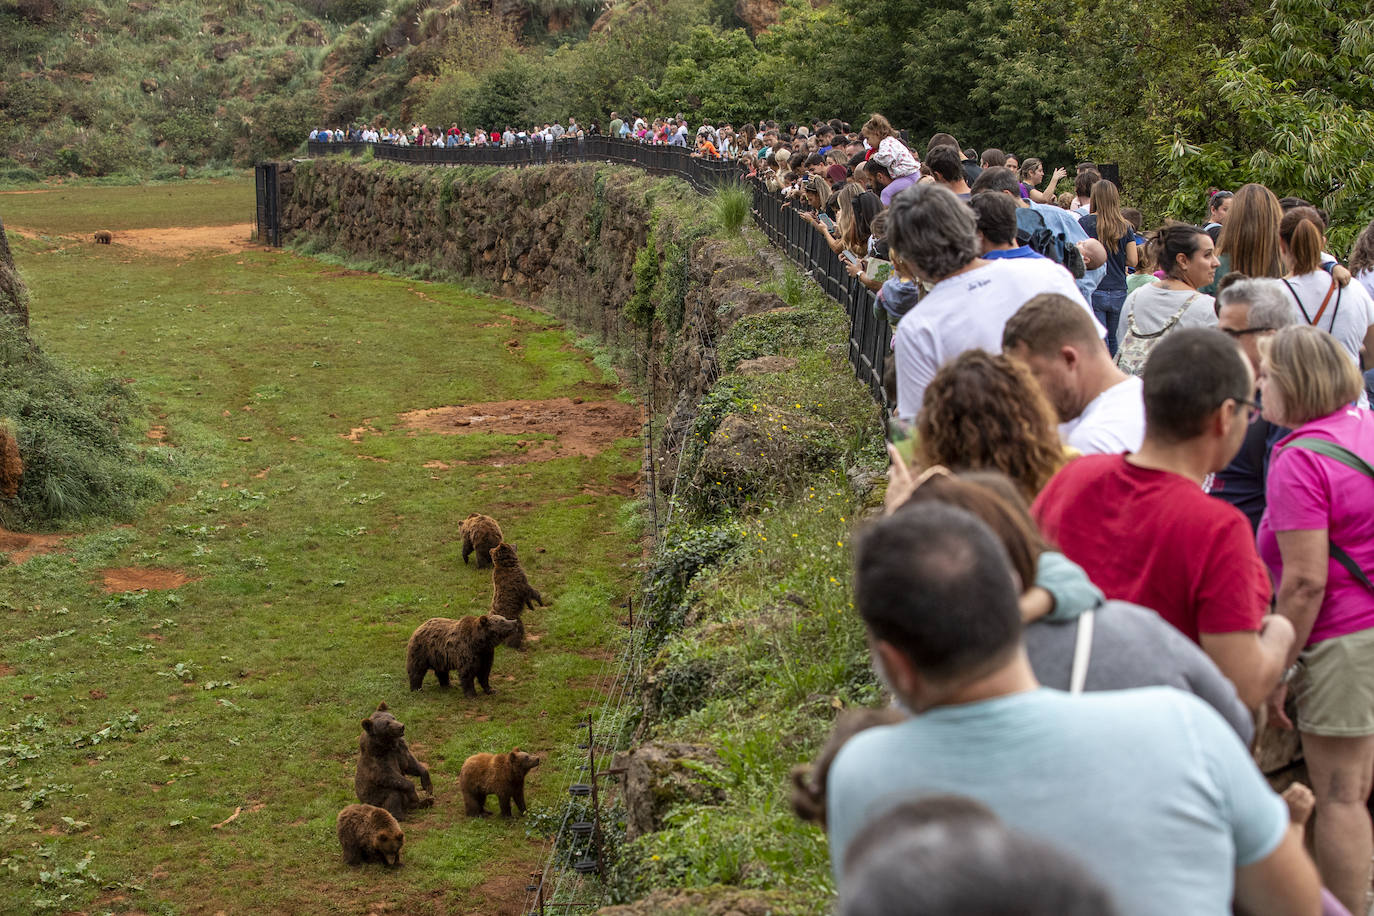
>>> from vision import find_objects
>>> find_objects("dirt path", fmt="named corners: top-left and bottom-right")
top-left (6, 222), bottom-right (255, 256)
top-left (393, 397), bottom-right (641, 463)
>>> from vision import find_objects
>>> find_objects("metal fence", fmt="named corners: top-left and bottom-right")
top-left (294, 138), bottom-right (890, 406)
top-left (254, 162), bottom-right (280, 248)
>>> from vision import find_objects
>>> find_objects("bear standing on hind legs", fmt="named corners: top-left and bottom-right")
top-left (460, 513), bottom-right (503, 569)
top-left (354, 702), bottom-right (434, 820)
top-left (489, 541), bottom-right (547, 649)
top-left (460, 748), bottom-right (541, 817)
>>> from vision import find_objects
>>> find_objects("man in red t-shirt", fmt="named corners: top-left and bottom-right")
top-left (1033, 328), bottom-right (1294, 709)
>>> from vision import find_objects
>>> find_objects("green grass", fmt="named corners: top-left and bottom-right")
top-left (0, 176), bottom-right (255, 234)
top-left (0, 182), bottom-right (641, 913)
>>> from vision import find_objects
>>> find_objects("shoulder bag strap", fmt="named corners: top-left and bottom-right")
top-left (1069, 609), bottom-right (1095, 695)
top-left (1281, 437), bottom-right (1374, 594)
top-left (1127, 292), bottom-right (1198, 340)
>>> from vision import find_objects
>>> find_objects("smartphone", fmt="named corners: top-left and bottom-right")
top-left (818, 213), bottom-right (838, 233)
top-left (841, 250), bottom-right (860, 267)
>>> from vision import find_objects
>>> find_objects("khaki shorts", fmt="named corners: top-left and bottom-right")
top-left (1295, 626), bottom-right (1374, 737)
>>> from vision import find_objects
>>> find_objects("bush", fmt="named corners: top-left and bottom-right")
top-left (710, 185), bottom-right (751, 236)
top-left (0, 324), bottom-right (167, 528)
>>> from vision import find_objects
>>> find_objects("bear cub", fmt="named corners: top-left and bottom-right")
top-left (354, 702), bottom-right (434, 820)
top-left (489, 542), bottom-right (547, 648)
top-left (461, 514), bottom-right (504, 569)
top-left (460, 748), bottom-right (541, 817)
top-left (337, 803), bottom-right (404, 866)
top-left (406, 614), bottom-right (520, 696)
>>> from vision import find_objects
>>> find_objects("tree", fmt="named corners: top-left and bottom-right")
top-left (649, 27), bottom-right (766, 124)
top-left (1162, 0), bottom-right (1374, 250)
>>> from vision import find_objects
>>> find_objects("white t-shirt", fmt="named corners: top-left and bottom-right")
top-left (893, 259), bottom-right (1102, 419)
top-left (1060, 375), bottom-right (1146, 455)
top-left (1359, 268), bottom-right (1374, 304)
top-left (1280, 270), bottom-right (1374, 367)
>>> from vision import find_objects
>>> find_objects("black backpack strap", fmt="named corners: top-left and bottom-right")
top-left (1281, 437), bottom-right (1374, 593)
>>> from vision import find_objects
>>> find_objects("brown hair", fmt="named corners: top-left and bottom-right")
top-left (861, 114), bottom-right (895, 144)
top-left (1149, 223), bottom-right (1210, 281)
top-left (1089, 181), bottom-right (1129, 253)
top-left (897, 474), bottom-right (1044, 589)
top-left (916, 351), bottom-right (1065, 501)
top-left (1260, 326), bottom-right (1363, 427)
top-left (1217, 183), bottom-right (1283, 278)
top-left (1278, 206), bottom-right (1325, 275)
top-left (1351, 216), bottom-right (1374, 276)
top-left (790, 706), bottom-right (907, 827)
top-left (1002, 293), bottom-right (1104, 354)
top-left (1074, 170), bottom-right (1099, 202)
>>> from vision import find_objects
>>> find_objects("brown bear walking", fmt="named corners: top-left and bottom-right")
top-left (489, 542), bottom-right (547, 648)
top-left (460, 513), bottom-right (503, 569)
top-left (354, 702), bottom-right (434, 820)
top-left (92, 230), bottom-right (112, 244)
top-left (337, 803), bottom-right (404, 866)
top-left (460, 748), bottom-right (541, 817)
top-left (406, 614), bottom-right (520, 695)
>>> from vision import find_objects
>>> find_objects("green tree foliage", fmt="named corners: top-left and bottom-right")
top-left (647, 27), bottom-right (765, 124)
top-left (1160, 0), bottom-right (1374, 250)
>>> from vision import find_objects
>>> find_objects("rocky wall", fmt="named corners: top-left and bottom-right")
top-left (277, 159), bottom-right (788, 456)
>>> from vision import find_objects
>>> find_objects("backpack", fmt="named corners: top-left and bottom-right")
top-left (1115, 292), bottom-right (1198, 377)
top-left (1016, 207), bottom-right (1086, 279)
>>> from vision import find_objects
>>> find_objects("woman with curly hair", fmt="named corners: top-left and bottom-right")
top-left (1351, 215), bottom-right (1374, 302)
top-left (915, 350), bottom-right (1066, 501)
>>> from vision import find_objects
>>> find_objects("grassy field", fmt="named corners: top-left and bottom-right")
top-left (0, 181), bottom-right (642, 914)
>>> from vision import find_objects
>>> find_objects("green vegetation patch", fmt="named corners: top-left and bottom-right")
top-left (0, 184), bottom-right (642, 914)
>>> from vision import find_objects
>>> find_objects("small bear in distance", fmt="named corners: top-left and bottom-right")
top-left (459, 748), bottom-right (541, 817)
top-left (337, 803), bottom-right (404, 866)
top-left (92, 230), bottom-right (112, 244)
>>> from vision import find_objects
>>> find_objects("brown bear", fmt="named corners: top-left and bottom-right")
top-left (489, 542), bottom-right (547, 648)
top-left (459, 747), bottom-right (541, 817)
top-left (336, 803), bottom-right (404, 866)
top-left (354, 702), bottom-right (434, 820)
top-left (460, 513), bottom-right (503, 569)
top-left (406, 614), bottom-right (520, 696)
top-left (92, 230), bottom-right (112, 244)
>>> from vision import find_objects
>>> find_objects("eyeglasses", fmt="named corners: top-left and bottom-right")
top-left (1233, 397), bottom-right (1260, 413)
top-left (1220, 326), bottom-right (1275, 338)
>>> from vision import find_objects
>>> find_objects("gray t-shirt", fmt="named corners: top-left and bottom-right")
top-left (1025, 601), bottom-right (1254, 744)
top-left (1118, 283), bottom-right (1216, 342)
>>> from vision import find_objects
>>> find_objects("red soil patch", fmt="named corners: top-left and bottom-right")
top-left (395, 398), bottom-right (640, 464)
top-left (0, 664), bottom-right (15, 677)
top-left (99, 567), bottom-right (197, 593)
top-left (104, 223), bottom-right (254, 256)
top-left (458, 868), bottom-right (542, 916)
top-left (0, 528), bottom-right (69, 564)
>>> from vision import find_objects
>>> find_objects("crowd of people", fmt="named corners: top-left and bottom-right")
top-left (765, 118), bottom-right (1374, 916)
top-left (309, 109), bottom-right (1374, 914)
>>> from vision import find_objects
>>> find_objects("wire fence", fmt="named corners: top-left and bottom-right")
top-left (293, 138), bottom-right (891, 406)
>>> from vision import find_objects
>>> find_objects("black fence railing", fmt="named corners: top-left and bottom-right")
top-left (295, 138), bottom-right (890, 406)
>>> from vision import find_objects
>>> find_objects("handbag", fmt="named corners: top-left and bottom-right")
top-left (1115, 292), bottom-right (1198, 377)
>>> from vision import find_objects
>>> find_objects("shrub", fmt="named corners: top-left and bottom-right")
top-left (709, 185), bottom-right (751, 236)
top-left (0, 324), bottom-right (166, 528)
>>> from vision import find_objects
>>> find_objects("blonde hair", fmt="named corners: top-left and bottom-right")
top-left (1260, 325), bottom-right (1363, 426)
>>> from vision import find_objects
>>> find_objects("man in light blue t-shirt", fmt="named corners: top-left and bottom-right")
top-left (830, 503), bottom-right (1320, 916)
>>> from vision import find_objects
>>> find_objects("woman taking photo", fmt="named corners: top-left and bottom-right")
top-left (1258, 325), bottom-right (1374, 915)
top-left (1278, 206), bottom-right (1374, 374)
top-left (1079, 180), bottom-right (1139, 356)
top-left (1019, 158), bottom-right (1067, 204)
